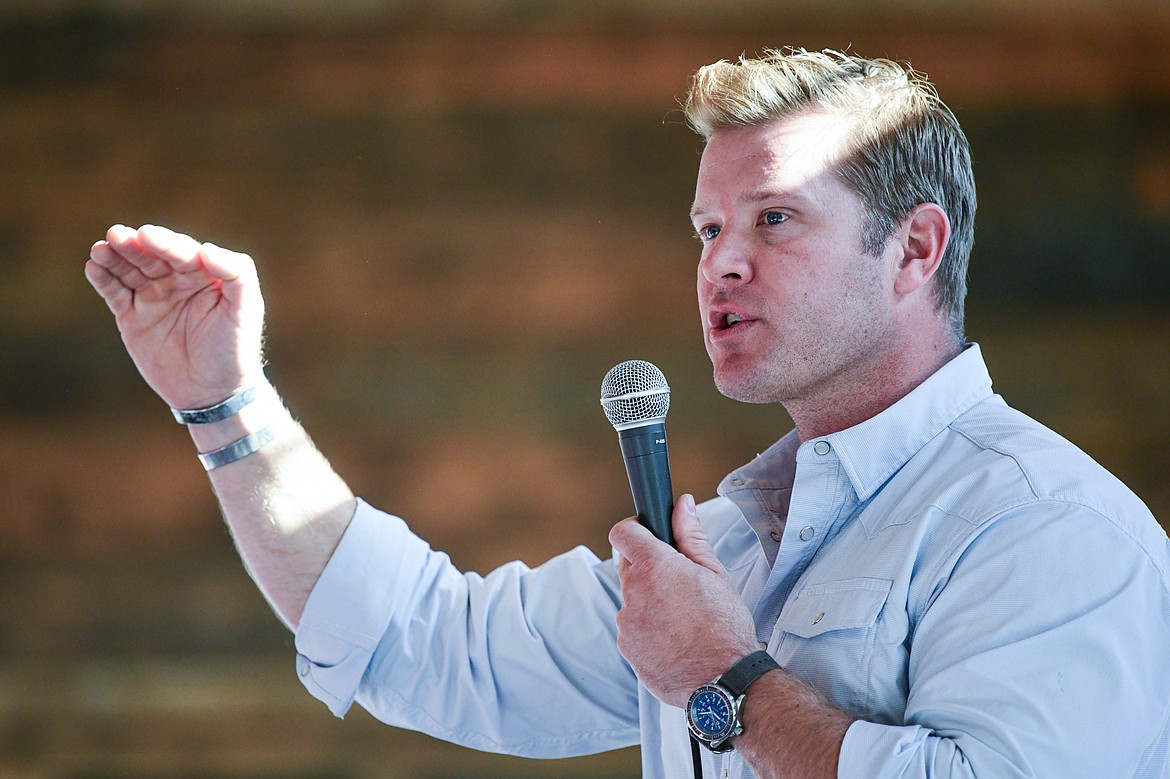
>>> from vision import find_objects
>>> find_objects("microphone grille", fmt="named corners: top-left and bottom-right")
top-left (600, 360), bottom-right (671, 429)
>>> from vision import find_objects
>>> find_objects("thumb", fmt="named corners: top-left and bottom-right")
top-left (672, 494), bottom-right (725, 574)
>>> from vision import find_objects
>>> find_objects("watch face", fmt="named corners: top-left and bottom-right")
top-left (688, 687), bottom-right (734, 740)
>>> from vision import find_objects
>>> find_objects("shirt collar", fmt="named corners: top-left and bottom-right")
top-left (719, 343), bottom-right (994, 503)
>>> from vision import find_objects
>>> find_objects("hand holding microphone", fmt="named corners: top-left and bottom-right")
top-left (603, 361), bottom-right (760, 717)
top-left (600, 360), bottom-right (676, 548)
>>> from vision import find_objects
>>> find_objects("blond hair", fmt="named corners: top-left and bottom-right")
top-left (683, 48), bottom-right (976, 338)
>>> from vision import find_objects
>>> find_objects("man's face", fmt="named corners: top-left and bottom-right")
top-left (691, 112), bottom-right (900, 408)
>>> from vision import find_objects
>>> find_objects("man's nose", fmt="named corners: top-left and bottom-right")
top-left (698, 230), bottom-right (753, 285)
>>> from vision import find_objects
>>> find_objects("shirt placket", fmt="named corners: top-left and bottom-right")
top-left (751, 441), bottom-right (854, 644)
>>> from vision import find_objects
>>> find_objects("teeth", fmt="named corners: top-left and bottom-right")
top-left (725, 314), bottom-right (744, 326)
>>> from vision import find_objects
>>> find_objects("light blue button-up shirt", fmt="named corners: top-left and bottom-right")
top-left (295, 345), bottom-right (1170, 778)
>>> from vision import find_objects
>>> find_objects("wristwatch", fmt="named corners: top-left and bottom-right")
top-left (685, 649), bottom-right (780, 753)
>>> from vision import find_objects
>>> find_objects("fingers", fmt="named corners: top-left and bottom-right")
top-left (671, 494), bottom-right (726, 575)
top-left (136, 225), bottom-right (258, 288)
top-left (610, 495), bottom-right (758, 706)
top-left (197, 241), bottom-right (260, 314)
top-left (86, 225), bottom-right (190, 314)
top-left (86, 224), bottom-right (261, 312)
top-left (89, 224), bottom-right (254, 282)
top-left (98, 224), bottom-right (197, 279)
top-left (609, 515), bottom-right (666, 571)
top-left (84, 223), bottom-right (269, 411)
top-left (83, 256), bottom-right (133, 317)
top-left (133, 224), bottom-right (207, 273)
top-left (610, 495), bottom-right (730, 589)
top-left (87, 230), bottom-right (158, 297)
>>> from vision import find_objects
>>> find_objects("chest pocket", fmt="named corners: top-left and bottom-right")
top-left (771, 577), bottom-right (894, 718)
top-left (779, 577), bottom-right (892, 637)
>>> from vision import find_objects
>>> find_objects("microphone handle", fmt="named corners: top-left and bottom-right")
top-left (618, 422), bottom-right (676, 547)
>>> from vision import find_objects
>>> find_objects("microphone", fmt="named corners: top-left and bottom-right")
top-left (600, 360), bottom-right (676, 547)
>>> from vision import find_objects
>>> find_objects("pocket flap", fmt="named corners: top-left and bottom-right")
top-left (778, 577), bottom-right (893, 639)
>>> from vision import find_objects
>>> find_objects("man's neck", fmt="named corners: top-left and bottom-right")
top-left (786, 337), bottom-right (963, 442)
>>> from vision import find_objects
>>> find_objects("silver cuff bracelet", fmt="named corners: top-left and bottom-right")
top-left (172, 383), bottom-right (262, 425)
top-left (197, 423), bottom-right (280, 471)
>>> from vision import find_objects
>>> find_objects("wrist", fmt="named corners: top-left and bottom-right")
top-left (185, 381), bottom-right (287, 454)
top-left (686, 649), bottom-right (780, 753)
top-left (730, 665), bottom-right (853, 778)
top-left (171, 384), bottom-right (260, 425)
top-left (167, 370), bottom-right (269, 420)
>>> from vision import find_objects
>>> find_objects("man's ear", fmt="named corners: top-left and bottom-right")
top-left (893, 203), bottom-right (950, 297)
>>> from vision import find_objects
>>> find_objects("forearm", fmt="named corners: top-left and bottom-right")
top-left (88, 226), bottom-right (358, 630)
top-left (734, 668), bottom-right (852, 779)
top-left (185, 381), bottom-right (356, 629)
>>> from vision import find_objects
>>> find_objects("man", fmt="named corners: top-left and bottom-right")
top-left (86, 49), bottom-right (1170, 778)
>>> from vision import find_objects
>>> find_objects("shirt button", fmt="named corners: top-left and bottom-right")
top-left (769, 529), bottom-right (783, 542)
top-left (799, 526), bottom-right (815, 541)
top-left (731, 477), bottom-right (746, 487)
top-left (813, 440), bottom-right (831, 456)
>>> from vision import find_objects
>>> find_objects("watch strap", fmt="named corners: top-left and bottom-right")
top-left (716, 649), bottom-right (780, 698)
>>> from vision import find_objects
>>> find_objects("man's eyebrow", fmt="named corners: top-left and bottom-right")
top-left (744, 188), bottom-right (808, 206)
top-left (690, 189), bottom-right (808, 220)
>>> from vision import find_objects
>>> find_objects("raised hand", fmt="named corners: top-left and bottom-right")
top-left (87, 224), bottom-right (356, 627)
top-left (85, 224), bottom-right (267, 411)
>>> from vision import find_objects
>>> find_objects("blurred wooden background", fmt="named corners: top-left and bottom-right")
top-left (1, 1), bottom-right (1169, 776)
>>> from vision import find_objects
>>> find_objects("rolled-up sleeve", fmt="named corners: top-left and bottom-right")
top-left (294, 499), bottom-right (641, 757)
top-left (295, 499), bottom-right (433, 716)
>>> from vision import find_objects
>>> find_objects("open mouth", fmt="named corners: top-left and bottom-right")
top-left (711, 310), bottom-right (749, 332)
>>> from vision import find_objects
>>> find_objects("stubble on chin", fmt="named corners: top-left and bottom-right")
top-left (711, 359), bottom-right (789, 406)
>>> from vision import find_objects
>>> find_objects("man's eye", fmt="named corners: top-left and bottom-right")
top-left (763, 211), bottom-right (788, 225)
top-left (697, 225), bottom-right (721, 241)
